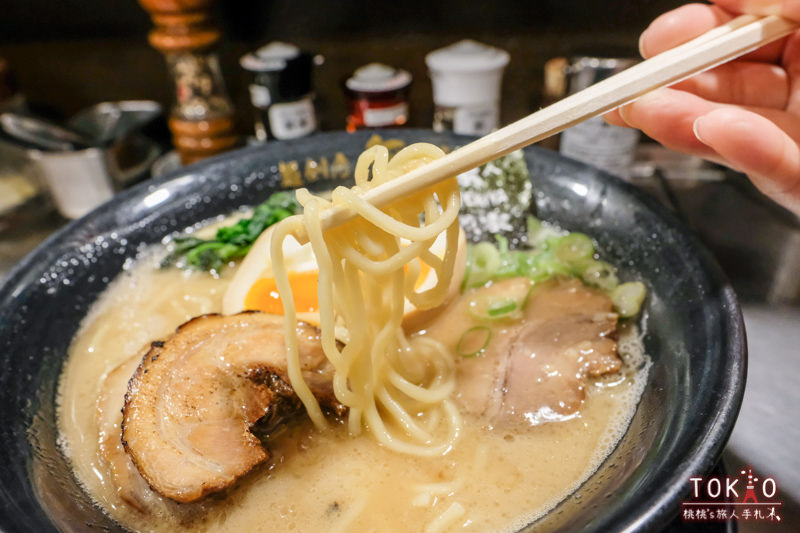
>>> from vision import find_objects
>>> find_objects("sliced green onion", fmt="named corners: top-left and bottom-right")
top-left (526, 215), bottom-right (547, 246)
top-left (527, 216), bottom-right (563, 248)
top-left (495, 246), bottom-right (523, 279)
top-left (534, 252), bottom-right (572, 278)
top-left (581, 260), bottom-right (619, 291)
top-left (496, 234), bottom-right (510, 255)
top-left (456, 326), bottom-right (492, 358)
top-left (611, 281), bottom-right (647, 317)
top-left (553, 233), bottom-right (595, 266)
top-left (487, 298), bottom-right (519, 317)
top-left (468, 294), bottom-right (524, 321)
top-left (464, 242), bottom-right (501, 288)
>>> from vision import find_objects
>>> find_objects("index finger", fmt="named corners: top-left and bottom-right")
top-left (713, 0), bottom-right (800, 21)
top-left (641, 2), bottom-right (785, 62)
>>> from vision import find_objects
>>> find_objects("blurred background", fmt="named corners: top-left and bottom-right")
top-left (0, 0), bottom-right (680, 130)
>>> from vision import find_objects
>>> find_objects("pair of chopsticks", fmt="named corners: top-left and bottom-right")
top-left (308, 14), bottom-right (798, 237)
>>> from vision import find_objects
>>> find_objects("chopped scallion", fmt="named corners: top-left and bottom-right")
top-left (611, 281), bottom-right (647, 317)
top-left (456, 326), bottom-right (492, 358)
top-left (581, 260), bottom-right (619, 291)
top-left (553, 233), bottom-right (595, 266)
top-left (463, 242), bottom-right (501, 288)
top-left (468, 295), bottom-right (524, 321)
top-left (487, 298), bottom-right (519, 317)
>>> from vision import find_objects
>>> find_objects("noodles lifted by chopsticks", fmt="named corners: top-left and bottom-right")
top-left (270, 143), bottom-right (462, 456)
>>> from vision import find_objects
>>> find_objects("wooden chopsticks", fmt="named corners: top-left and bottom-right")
top-left (307, 14), bottom-right (798, 237)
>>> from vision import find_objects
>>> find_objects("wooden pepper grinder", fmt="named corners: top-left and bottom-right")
top-left (138, 0), bottom-right (239, 164)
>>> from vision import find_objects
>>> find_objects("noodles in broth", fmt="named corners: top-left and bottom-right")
top-left (271, 143), bottom-right (462, 455)
top-left (56, 140), bottom-right (650, 533)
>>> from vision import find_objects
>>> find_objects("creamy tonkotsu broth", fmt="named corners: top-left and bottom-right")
top-left (58, 224), bottom-right (648, 533)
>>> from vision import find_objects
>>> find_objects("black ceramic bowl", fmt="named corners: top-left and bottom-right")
top-left (0, 130), bottom-right (745, 532)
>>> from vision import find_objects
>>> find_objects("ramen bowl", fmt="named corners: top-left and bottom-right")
top-left (0, 130), bottom-right (745, 532)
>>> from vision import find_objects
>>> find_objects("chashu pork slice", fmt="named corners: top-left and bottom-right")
top-left (122, 312), bottom-right (342, 503)
top-left (500, 279), bottom-right (620, 425)
top-left (97, 351), bottom-right (158, 512)
top-left (422, 278), bottom-right (621, 428)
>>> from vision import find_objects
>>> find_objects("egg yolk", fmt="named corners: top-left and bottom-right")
top-left (244, 271), bottom-right (320, 315)
top-left (243, 262), bottom-right (432, 316)
top-left (410, 260), bottom-right (431, 290)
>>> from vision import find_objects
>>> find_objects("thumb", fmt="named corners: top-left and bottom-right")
top-left (694, 108), bottom-right (800, 214)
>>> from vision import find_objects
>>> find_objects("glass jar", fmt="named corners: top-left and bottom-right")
top-left (344, 63), bottom-right (412, 132)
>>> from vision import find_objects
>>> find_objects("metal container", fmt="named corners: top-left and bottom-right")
top-left (559, 55), bottom-right (641, 179)
top-left (0, 102), bottom-right (162, 220)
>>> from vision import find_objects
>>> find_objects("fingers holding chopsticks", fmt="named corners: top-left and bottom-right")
top-left (712, 0), bottom-right (800, 21)
top-left (603, 1), bottom-right (800, 215)
top-left (606, 88), bottom-right (800, 214)
top-left (671, 61), bottom-right (788, 108)
top-left (639, 3), bottom-right (787, 63)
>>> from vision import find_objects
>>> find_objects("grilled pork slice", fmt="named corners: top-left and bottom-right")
top-left (97, 352), bottom-right (158, 512)
top-left (122, 312), bottom-right (343, 503)
top-left (422, 278), bottom-right (621, 428)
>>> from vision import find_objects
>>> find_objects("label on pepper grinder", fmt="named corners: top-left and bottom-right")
top-left (268, 97), bottom-right (317, 140)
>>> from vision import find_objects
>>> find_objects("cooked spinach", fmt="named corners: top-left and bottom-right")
top-left (161, 191), bottom-right (301, 272)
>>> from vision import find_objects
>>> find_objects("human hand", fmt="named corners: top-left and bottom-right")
top-left (604, 1), bottom-right (800, 216)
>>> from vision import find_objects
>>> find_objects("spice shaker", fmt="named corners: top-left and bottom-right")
top-left (240, 42), bottom-right (318, 142)
top-left (558, 55), bottom-right (641, 179)
top-left (425, 40), bottom-right (509, 136)
top-left (344, 63), bottom-right (412, 131)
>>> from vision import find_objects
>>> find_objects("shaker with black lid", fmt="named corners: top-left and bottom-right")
top-left (240, 42), bottom-right (318, 142)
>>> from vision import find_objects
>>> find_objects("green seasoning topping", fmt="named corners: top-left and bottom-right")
top-left (467, 295), bottom-right (523, 321)
top-left (456, 326), bottom-right (492, 358)
top-left (611, 281), bottom-right (647, 318)
top-left (161, 191), bottom-right (301, 272)
top-left (462, 216), bottom-right (646, 318)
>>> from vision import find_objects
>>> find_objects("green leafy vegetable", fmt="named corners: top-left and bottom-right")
top-left (161, 191), bottom-right (301, 272)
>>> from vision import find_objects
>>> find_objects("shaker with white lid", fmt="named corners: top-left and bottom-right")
top-left (425, 40), bottom-right (509, 136)
top-left (343, 63), bottom-right (412, 131)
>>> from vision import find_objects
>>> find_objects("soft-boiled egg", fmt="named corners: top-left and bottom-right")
top-left (223, 224), bottom-right (467, 334)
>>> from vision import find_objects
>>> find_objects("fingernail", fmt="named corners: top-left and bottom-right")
top-left (693, 116), bottom-right (708, 144)
top-left (617, 104), bottom-right (631, 125)
top-left (638, 29), bottom-right (649, 58)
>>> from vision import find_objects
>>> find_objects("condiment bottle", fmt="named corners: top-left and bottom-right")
top-left (558, 55), bottom-right (641, 179)
top-left (344, 63), bottom-right (412, 131)
top-left (425, 40), bottom-right (509, 136)
top-left (137, 0), bottom-right (239, 164)
top-left (241, 42), bottom-right (318, 142)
